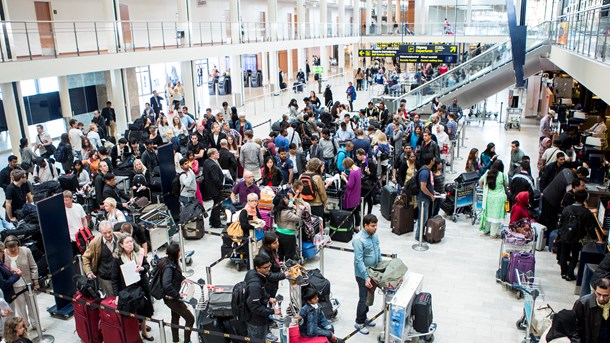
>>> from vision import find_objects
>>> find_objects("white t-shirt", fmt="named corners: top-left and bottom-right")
top-left (9, 255), bottom-right (25, 287)
top-left (66, 203), bottom-right (86, 241)
top-left (69, 128), bottom-right (84, 151)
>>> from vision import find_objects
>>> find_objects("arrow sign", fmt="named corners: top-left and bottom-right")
top-left (358, 49), bottom-right (366, 57)
top-left (450, 46), bottom-right (457, 53)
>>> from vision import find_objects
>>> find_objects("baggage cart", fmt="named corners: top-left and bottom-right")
top-left (513, 271), bottom-right (545, 343)
top-left (449, 179), bottom-right (477, 223)
top-left (504, 108), bottom-right (523, 131)
top-left (496, 224), bottom-right (536, 294)
top-left (471, 187), bottom-right (484, 225)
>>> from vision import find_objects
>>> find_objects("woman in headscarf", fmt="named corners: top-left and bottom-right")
top-left (435, 124), bottom-right (451, 164)
top-left (539, 309), bottom-right (579, 343)
top-left (510, 191), bottom-right (531, 224)
top-left (538, 137), bottom-right (552, 173)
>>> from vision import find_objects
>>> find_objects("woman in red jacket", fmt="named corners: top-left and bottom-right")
top-left (510, 191), bottom-right (531, 224)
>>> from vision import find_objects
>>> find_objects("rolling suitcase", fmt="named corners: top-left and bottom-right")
top-left (100, 296), bottom-right (142, 343)
top-left (391, 205), bottom-right (414, 235)
top-left (208, 285), bottom-right (234, 318)
top-left (73, 292), bottom-right (103, 343)
top-left (508, 251), bottom-right (535, 284)
top-left (183, 220), bottom-right (204, 240)
top-left (259, 208), bottom-right (274, 231)
top-left (425, 215), bottom-right (446, 243)
top-left (329, 209), bottom-right (353, 243)
top-left (531, 222), bottom-right (547, 251)
top-left (380, 185), bottom-right (397, 221)
top-left (197, 306), bottom-right (230, 343)
top-left (412, 292), bottom-right (433, 333)
top-left (496, 257), bottom-right (510, 282)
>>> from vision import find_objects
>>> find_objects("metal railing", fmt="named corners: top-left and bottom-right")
top-left (549, 4), bottom-right (610, 64)
top-left (361, 21), bottom-right (510, 37)
top-left (385, 21), bottom-right (551, 113)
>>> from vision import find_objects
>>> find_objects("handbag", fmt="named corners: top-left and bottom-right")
top-left (38, 135), bottom-right (56, 155)
top-left (504, 200), bottom-right (510, 212)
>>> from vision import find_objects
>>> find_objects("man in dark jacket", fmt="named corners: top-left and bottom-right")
top-left (149, 90), bottom-right (163, 115)
top-left (509, 161), bottom-right (535, 205)
top-left (202, 148), bottom-right (224, 228)
top-left (91, 110), bottom-right (108, 139)
top-left (218, 139), bottom-right (238, 182)
top-left (102, 173), bottom-right (131, 211)
top-left (539, 152), bottom-right (566, 192)
top-left (541, 166), bottom-right (589, 233)
top-left (141, 140), bottom-right (159, 173)
top-left (419, 131), bottom-right (440, 165)
top-left (573, 277), bottom-right (610, 343)
top-left (245, 254), bottom-right (281, 340)
top-left (101, 101), bottom-right (117, 139)
top-left (207, 122), bottom-right (227, 150)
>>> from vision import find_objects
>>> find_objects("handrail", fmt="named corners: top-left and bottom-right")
top-left (553, 3), bottom-right (610, 18)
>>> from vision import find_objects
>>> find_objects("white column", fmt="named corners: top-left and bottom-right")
top-left (58, 76), bottom-right (73, 123)
top-left (0, 83), bottom-right (25, 156)
top-left (297, 0), bottom-right (306, 39)
top-left (261, 51), bottom-right (269, 86)
top-left (388, 0), bottom-right (394, 34)
top-left (353, 0), bottom-right (361, 36)
top-left (395, 0), bottom-right (401, 25)
top-left (320, 0), bottom-right (328, 38)
top-left (287, 49), bottom-right (294, 81)
top-left (376, 0), bottom-right (382, 33)
top-left (229, 0), bottom-right (241, 44)
top-left (366, 0), bottom-right (372, 35)
top-left (415, 0), bottom-right (427, 34)
top-left (177, 0), bottom-right (191, 47)
top-left (181, 61), bottom-right (197, 116)
top-left (352, 43), bottom-right (359, 69)
top-left (338, 0), bottom-right (346, 36)
top-left (267, 0), bottom-right (277, 41)
top-left (268, 50), bottom-right (279, 91)
top-left (230, 55), bottom-right (245, 107)
top-left (320, 45), bottom-right (329, 80)
top-left (297, 48), bottom-right (306, 78)
top-left (0, 0), bottom-right (16, 61)
top-left (109, 69), bottom-right (128, 134)
top-left (338, 44), bottom-right (345, 74)
top-left (466, 0), bottom-right (472, 26)
top-left (102, 0), bottom-right (121, 52)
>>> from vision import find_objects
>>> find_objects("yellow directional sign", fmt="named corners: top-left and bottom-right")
top-left (450, 46), bottom-right (457, 53)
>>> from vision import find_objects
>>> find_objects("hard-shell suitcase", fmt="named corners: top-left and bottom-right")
top-left (288, 325), bottom-right (327, 343)
top-left (183, 220), bottom-right (204, 240)
top-left (197, 306), bottom-right (230, 343)
top-left (391, 205), bottom-right (414, 235)
top-left (412, 292), bottom-right (433, 333)
top-left (425, 215), bottom-right (446, 243)
top-left (496, 257), bottom-right (510, 282)
top-left (100, 296), bottom-right (142, 343)
top-left (380, 185), bottom-right (398, 221)
top-left (73, 292), bottom-right (103, 343)
top-left (532, 222), bottom-right (547, 251)
top-left (259, 208), bottom-right (274, 231)
top-left (329, 209), bottom-right (353, 243)
top-left (508, 251), bottom-right (535, 284)
top-left (208, 285), bottom-right (234, 318)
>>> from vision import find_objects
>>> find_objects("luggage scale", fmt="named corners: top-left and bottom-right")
top-left (378, 272), bottom-right (436, 343)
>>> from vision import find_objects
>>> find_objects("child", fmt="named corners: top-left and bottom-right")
top-left (299, 288), bottom-right (343, 343)
top-left (3, 316), bottom-right (32, 343)
top-left (287, 180), bottom-right (303, 201)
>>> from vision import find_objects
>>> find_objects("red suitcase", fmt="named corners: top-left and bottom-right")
top-left (100, 296), bottom-right (143, 343)
top-left (73, 292), bottom-right (103, 343)
top-left (288, 325), bottom-right (328, 342)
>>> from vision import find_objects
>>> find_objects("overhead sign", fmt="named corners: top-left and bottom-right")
top-left (401, 44), bottom-right (457, 55)
top-left (358, 49), bottom-right (398, 58)
top-left (398, 55), bottom-right (458, 64)
top-left (375, 42), bottom-right (401, 50)
top-left (359, 44), bottom-right (458, 63)
top-left (313, 66), bottom-right (324, 74)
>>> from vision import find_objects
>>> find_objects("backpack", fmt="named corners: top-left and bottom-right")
top-left (171, 172), bottom-right (185, 197)
top-left (54, 144), bottom-right (68, 163)
top-left (149, 265), bottom-right (165, 300)
top-left (75, 227), bottom-right (94, 254)
top-left (226, 220), bottom-right (244, 243)
top-left (559, 213), bottom-right (582, 244)
top-left (299, 173), bottom-right (318, 202)
top-left (231, 280), bottom-right (250, 322)
top-left (403, 169), bottom-right (423, 196)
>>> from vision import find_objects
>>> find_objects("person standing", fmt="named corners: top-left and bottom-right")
top-left (33, 125), bottom-right (53, 159)
top-left (150, 90), bottom-right (164, 115)
top-left (240, 131), bottom-right (264, 180)
top-left (101, 101), bottom-right (117, 139)
top-left (539, 111), bottom-right (554, 142)
top-left (416, 154), bottom-right (436, 241)
top-left (346, 82), bottom-right (357, 112)
top-left (479, 160), bottom-right (508, 238)
top-left (352, 214), bottom-right (381, 335)
top-left (4, 235), bottom-right (38, 330)
top-left (4, 170), bottom-right (32, 224)
top-left (202, 149), bottom-right (225, 228)
top-left (0, 156), bottom-right (20, 193)
top-left (178, 158), bottom-right (197, 206)
top-left (64, 191), bottom-right (87, 255)
top-left (245, 254), bottom-right (281, 340)
top-left (341, 158), bottom-right (362, 230)
top-left (82, 221), bottom-right (121, 296)
top-left (68, 119), bottom-right (84, 160)
top-left (509, 140), bottom-right (526, 176)
top-left (257, 233), bottom-right (288, 298)
top-left (573, 277), bottom-right (610, 343)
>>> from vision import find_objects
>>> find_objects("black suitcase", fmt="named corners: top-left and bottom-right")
top-left (391, 205), bottom-right (414, 235)
top-left (58, 174), bottom-right (79, 191)
top-left (380, 185), bottom-right (397, 221)
top-left (208, 285), bottom-right (234, 318)
top-left (183, 220), bottom-right (204, 240)
top-left (412, 292), bottom-right (433, 333)
top-left (197, 307), bottom-right (230, 343)
top-left (329, 209), bottom-right (353, 243)
top-left (455, 172), bottom-right (479, 185)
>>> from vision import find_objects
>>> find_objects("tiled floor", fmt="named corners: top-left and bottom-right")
top-left (22, 78), bottom-right (581, 343)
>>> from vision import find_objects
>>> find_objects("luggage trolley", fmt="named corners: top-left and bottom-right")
top-left (504, 108), bottom-right (523, 131)
top-left (471, 187), bottom-right (484, 225)
top-left (379, 272), bottom-right (436, 343)
top-left (449, 180), bottom-right (477, 223)
top-left (139, 204), bottom-right (178, 260)
top-left (513, 271), bottom-right (544, 343)
top-left (496, 224), bottom-right (536, 296)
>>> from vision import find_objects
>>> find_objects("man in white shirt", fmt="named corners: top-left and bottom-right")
top-left (68, 118), bottom-right (84, 159)
top-left (539, 111), bottom-right (554, 142)
top-left (34, 157), bottom-right (58, 183)
top-left (64, 191), bottom-right (87, 255)
top-left (587, 113), bottom-right (607, 141)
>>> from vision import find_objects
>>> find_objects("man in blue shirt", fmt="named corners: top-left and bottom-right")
top-left (416, 154), bottom-right (436, 241)
top-left (336, 142), bottom-right (354, 172)
top-left (352, 214), bottom-right (381, 335)
top-left (276, 148), bottom-right (294, 184)
top-left (336, 122), bottom-right (355, 144)
top-left (274, 128), bottom-right (290, 150)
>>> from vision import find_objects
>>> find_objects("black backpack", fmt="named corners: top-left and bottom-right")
top-left (149, 265), bottom-right (165, 300)
top-left (403, 169), bottom-right (423, 196)
top-left (231, 280), bottom-right (250, 322)
top-left (171, 172), bottom-right (185, 196)
top-left (559, 212), bottom-right (583, 244)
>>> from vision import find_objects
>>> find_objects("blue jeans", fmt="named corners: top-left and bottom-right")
top-left (416, 197), bottom-right (432, 241)
top-left (247, 322), bottom-right (268, 340)
top-left (0, 218), bottom-right (15, 232)
top-left (355, 277), bottom-right (369, 324)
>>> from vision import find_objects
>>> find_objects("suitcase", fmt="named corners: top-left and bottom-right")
top-left (208, 285), bottom-right (234, 318)
top-left (425, 215), bottom-right (446, 243)
top-left (302, 241), bottom-right (317, 259)
top-left (288, 325), bottom-right (328, 343)
top-left (58, 174), bottom-right (79, 191)
top-left (496, 257), bottom-right (510, 282)
top-left (548, 229), bottom-right (559, 253)
top-left (73, 292), bottom-right (103, 343)
top-left (100, 296), bottom-right (142, 343)
top-left (259, 208), bottom-right (274, 231)
top-left (329, 209), bottom-right (353, 243)
top-left (380, 185), bottom-right (398, 221)
top-left (197, 306), bottom-right (230, 343)
top-left (183, 220), bottom-right (204, 240)
top-left (412, 292), bottom-right (433, 333)
top-left (532, 222), bottom-right (547, 251)
top-left (391, 205), bottom-right (414, 235)
top-left (508, 251), bottom-right (535, 284)
top-left (293, 82), bottom-right (304, 93)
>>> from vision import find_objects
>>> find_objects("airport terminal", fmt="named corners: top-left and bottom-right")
top-left (0, 0), bottom-right (607, 342)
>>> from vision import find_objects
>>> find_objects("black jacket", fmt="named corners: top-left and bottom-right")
top-left (261, 168), bottom-right (283, 187)
top-left (141, 149), bottom-right (159, 173)
top-left (202, 159), bottom-right (224, 198)
top-left (101, 107), bottom-right (116, 125)
top-left (111, 255), bottom-right (151, 296)
top-left (290, 152), bottom-right (307, 176)
top-left (160, 259), bottom-right (184, 299)
top-left (244, 269), bottom-right (274, 325)
top-left (102, 184), bottom-right (130, 211)
top-left (207, 132), bottom-right (227, 150)
top-left (257, 247), bottom-right (286, 294)
top-left (218, 148), bottom-right (238, 182)
top-left (150, 95), bottom-right (163, 113)
top-left (94, 173), bottom-right (106, 206)
top-left (559, 204), bottom-right (598, 244)
top-left (0, 166), bottom-right (13, 192)
top-left (111, 145), bottom-right (132, 168)
top-left (91, 115), bottom-right (107, 137)
top-left (509, 172), bottom-right (535, 204)
top-left (539, 162), bottom-right (564, 192)
top-left (0, 261), bottom-right (19, 303)
top-left (573, 293), bottom-right (604, 343)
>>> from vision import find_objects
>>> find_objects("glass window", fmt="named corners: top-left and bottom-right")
top-left (38, 77), bottom-right (59, 93)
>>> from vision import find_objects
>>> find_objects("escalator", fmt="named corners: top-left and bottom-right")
top-left (388, 22), bottom-right (553, 113)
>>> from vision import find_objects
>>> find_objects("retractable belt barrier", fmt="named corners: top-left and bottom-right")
top-left (323, 245), bottom-right (397, 259)
top-left (342, 305), bottom-right (387, 341)
top-left (252, 119), bottom-right (272, 129)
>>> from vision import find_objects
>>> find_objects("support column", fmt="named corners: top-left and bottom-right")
top-left (376, 0), bottom-right (382, 34)
top-left (230, 55), bottom-right (245, 107)
top-left (0, 83), bottom-right (26, 156)
top-left (297, 0), bottom-right (305, 39)
top-left (297, 48), bottom-right (306, 79)
top-left (338, 0), bottom-right (346, 36)
top-left (261, 51), bottom-right (269, 86)
top-left (181, 61), bottom-right (197, 116)
top-left (58, 76), bottom-right (73, 127)
top-left (466, 0), bottom-right (472, 26)
top-left (353, 0), bottom-right (361, 36)
top-left (0, 0), bottom-right (16, 61)
top-left (267, 0), bottom-right (278, 41)
top-left (388, 0), bottom-right (394, 34)
top-left (229, 0), bottom-right (241, 44)
top-left (414, 0), bottom-right (427, 34)
top-left (177, 0), bottom-right (191, 47)
top-left (395, 0), bottom-right (401, 25)
top-left (109, 69), bottom-right (128, 134)
top-left (338, 44), bottom-right (345, 74)
top-left (287, 49), bottom-right (294, 81)
top-left (269, 50), bottom-right (279, 91)
top-left (319, 45), bottom-right (329, 81)
top-left (102, 0), bottom-right (121, 52)
top-left (352, 43), bottom-right (360, 69)
top-left (366, 0), bottom-right (372, 35)
top-left (320, 0), bottom-right (328, 38)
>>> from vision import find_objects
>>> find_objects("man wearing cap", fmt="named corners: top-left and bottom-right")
top-left (141, 139), bottom-right (159, 173)
top-left (0, 155), bottom-right (19, 193)
top-left (102, 173), bottom-right (131, 211)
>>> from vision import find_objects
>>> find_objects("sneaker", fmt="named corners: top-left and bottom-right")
top-left (354, 323), bottom-right (369, 335)
top-left (364, 319), bottom-right (377, 327)
top-left (266, 332), bottom-right (279, 342)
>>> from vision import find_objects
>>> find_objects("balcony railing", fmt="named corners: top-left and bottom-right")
top-left (361, 21), bottom-right (510, 37)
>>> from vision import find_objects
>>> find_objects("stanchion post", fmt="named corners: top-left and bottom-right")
top-left (206, 266), bottom-right (212, 285)
top-left (360, 197), bottom-right (365, 228)
top-left (248, 229), bottom-right (255, 270)
top-left (384, 304), bottom-right (391, 343)
top-left (319, 245), bottom-right (325, 275)
top-left (178, 224), bottom-right (194, 277)
top-left (455, 137), bottom-right (463, 160)
top-left (461, 122), bottom-right (468, 147)
top-left (412, 201), bottom-right (429, 251)
top-left (28, 283), bottom-right (55, 343)
top-left (77, 254), bottom-right (84, 276)
top-left (446, 145), bottom-right (456, 174)
top-left (158, 320), bottom-right (168, 343)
